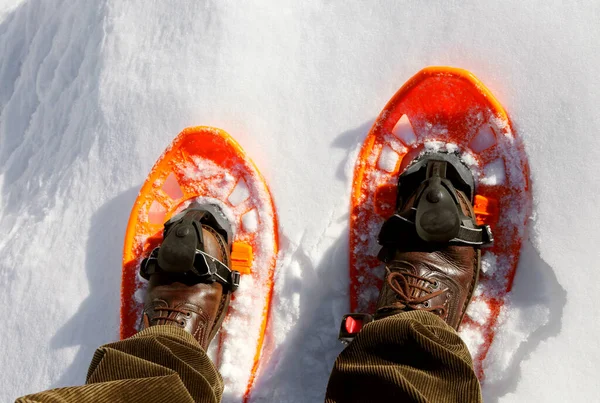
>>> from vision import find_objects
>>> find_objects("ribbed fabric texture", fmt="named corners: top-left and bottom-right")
top-left (16, 326), bottom-right (222, 403)
top-left (17, 312), bottom-right (480, 403)
top-left (325, 310), bottom-right (482, 403)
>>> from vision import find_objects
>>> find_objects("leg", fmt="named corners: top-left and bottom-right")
top-left (325, 311), bottom-right (481, 403)
top-left (18, 326), bottom-right (222, 403)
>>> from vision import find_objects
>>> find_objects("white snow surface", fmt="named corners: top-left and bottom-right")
top-left (0, 1), bottom-right (598, 402)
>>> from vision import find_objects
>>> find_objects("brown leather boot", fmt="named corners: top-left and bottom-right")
top-left (139, 204), bottom-right (239, 350)
top-left (375, 154), bottom-right (492, 330)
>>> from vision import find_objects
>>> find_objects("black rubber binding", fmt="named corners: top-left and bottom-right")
top-left (378, 153), bottom-right (493, 261)
top-left (140, 203), bottom-right (240, 291)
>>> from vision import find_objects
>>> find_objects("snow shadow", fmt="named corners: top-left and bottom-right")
top-left (249, 231), bottom-right (350, 402)
top-left (0, 0), bottom-right (107, 216)
top-left (481, 240), bottom-right (566, 402)
top-left (330, 119), bottom-right (375, 182)
top-left (250, 122), bottom-right (374, 401)
top-left (49, 186), bottom-right (138, 388)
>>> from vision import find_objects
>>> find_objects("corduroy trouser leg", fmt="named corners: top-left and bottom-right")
top-left (17, 311), bottom-right (481, 403)
top-left (325, 310), bottom-right (482, 403)
top-left (16, 326), bottom-right (223, 403)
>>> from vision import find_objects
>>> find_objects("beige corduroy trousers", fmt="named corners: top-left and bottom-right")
top-left (18, 311), bottom-right (482, 403)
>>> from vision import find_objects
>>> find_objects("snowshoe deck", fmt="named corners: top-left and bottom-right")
top-left (349, 67), bottom-right (531, 379)
top-left (121, 126), bottom-right (278, 401)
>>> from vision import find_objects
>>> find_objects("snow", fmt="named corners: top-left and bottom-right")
top-left (148, 200), bottom-right (166, 224)
top-left (392, 114), bottom-right (417, 145)
top-left (242, 209), bottom-right (258, 233)
top-left (465, 299), bottom-right (492, 326)
top-left (376, 145), bottom-right (399, 173)
top-left (162, 172), bottom-right (184, 200)
top-left (0, 0), bottom-right (599, 402)
top-left (481, 158), bottom-right (507, 185)
top-left (469, 124), bottom-right (497, 153)
top-left (228, 178), bottom-right (250, 207)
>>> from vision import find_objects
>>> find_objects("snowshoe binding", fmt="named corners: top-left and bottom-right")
top-left (339, 153), bottom-right (492, 343)
top-left (141, 203), bottom-right (240, 291)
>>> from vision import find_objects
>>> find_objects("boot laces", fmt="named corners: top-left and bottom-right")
top-left (387, 263), bottom-right (447, 316)
top-left (151, 307), bottom-right (191, 326)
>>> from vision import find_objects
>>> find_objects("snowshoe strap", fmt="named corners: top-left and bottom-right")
top-left (140, 204), bottom-right (240, 291)
top-left (378, 211), bottom-right (493, 248)
top-left (141, 247), bottom-right (240, 291)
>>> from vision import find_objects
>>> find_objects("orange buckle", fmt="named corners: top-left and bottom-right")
top-left (473, 195), bottom-right (499, 227)
top-left (231, 242), bottom-right (253, 274)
